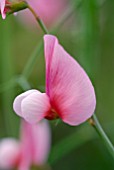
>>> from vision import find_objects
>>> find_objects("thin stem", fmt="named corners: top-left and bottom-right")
top-left (22, 41), bottom-right (43, 79)
top-left (0, 0), bottom-right (78, 93)
top-left (27, 5), bottom-right (49, 34)
top-left (22, 3), bottom-right (79, 79)
top-left (89, 114), bottom-right (114, 159)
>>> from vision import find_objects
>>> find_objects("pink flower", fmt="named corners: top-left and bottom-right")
top-left (13, 35), bottom-right (96, 126)
top-left (0, 0), bottom-right (6, 19)
top-left (18, 0), bottom-right (69, 27)
top-left (0, 120), bottom-right (51, 170)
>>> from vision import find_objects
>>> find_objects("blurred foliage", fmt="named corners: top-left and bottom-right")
top-left (0, 0), bottom-right (114, 169)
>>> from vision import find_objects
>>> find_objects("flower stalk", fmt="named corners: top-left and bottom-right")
top-left (6, 1), bottom-right (48, 34)
top-left (89, 114), bottom-right (114, 159)
top-left (27, 4), bottom-right (49, 34)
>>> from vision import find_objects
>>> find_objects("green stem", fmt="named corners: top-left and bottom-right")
top-left (27, 5), bottom-right (49, 34)
top-left (7, 1), bottom-right (48, 34)
top-left (0, 0), bottom-right (79, 93)
top-left (22, 42), bottom-right (43, 79)
top-left (22, 3), bottom-right (79, 80)
top-left (89, 114), bottom-right (114, 159)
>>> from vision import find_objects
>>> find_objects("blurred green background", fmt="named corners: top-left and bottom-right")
top-left (0, 0), bottom-right (114, 169)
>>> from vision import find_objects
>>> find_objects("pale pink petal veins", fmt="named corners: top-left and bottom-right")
top-left (13, 90), bottom-right (37, 117)
top-left (44, 35), bottom-right (96, 126)
top-left (0, 138), bottom-right (20, 169)
top-left (0, 0), bottom-right (6, 19)
top-left (21, 91), bottom-right (51, 124)
top-left (20, 120), bottom-right (51, 166)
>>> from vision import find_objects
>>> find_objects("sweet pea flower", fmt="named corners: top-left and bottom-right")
top-left (0, 0), bottom-right (6, 19)
top-left (13, 35), bottom-right (96, 126)
top-left (18, 0), bottom-right (69, 27)
top-left (0, 120), bottom-right (51, 170)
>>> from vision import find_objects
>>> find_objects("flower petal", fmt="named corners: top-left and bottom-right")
top-left (20, 120), bottom-right (51, 166)
top-left (13, 90), bottom-right (37, 117)
top-left (44, 35), bottom-right (57, 96)
top-left (44, 35), bottom-right (96, 126)
top-left (0, 138), bottom-right (20, 169)
top-left (0, 0), bottom-right (6, 19)
top-left (18, 121), bottom-right (32, 170)
top-left (21, 91), bottom-right (51, 124)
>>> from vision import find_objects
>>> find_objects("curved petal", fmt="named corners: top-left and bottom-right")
top-left (0, 0), bottom-right (6, 19)
top-left (13, 90), bottom-right (37, 117)
top-left (21, 91), bottom-right (51, 124)
top-left (20, 120), bottom-right (51, 166)
top-left (0, 138), bottom-right (20, 169)
top-left (44, 35), bottom-right (96, 126)
top-left (44, 35), bottom-right (57, 96)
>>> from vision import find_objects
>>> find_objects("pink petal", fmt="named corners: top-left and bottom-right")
top-left (20, 120), bottom-right (51, 166)
top-left (21, 91), bottom-right (51, 124)
top-left (44, 35), bottom-right (96, 126)
top-left (18, 121), bottom-right (32, 170)
top-left (44, 35), bottom-right (57, 96)
top-left (0, 0), bottom-right (6, 19)
top-left (13, 90), bottom-right (37, 117)
top-left (31, 120), bottom-right (51, 165)
top-left (0, 138), bottom-right (20, 169)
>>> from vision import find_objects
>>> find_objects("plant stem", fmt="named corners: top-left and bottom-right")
top-left (27, 5), bottom-right (49, 34)
top-left (89, 114), bottom-right (114, 159)
top-left (22, 41), bottom-right (43, 79)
